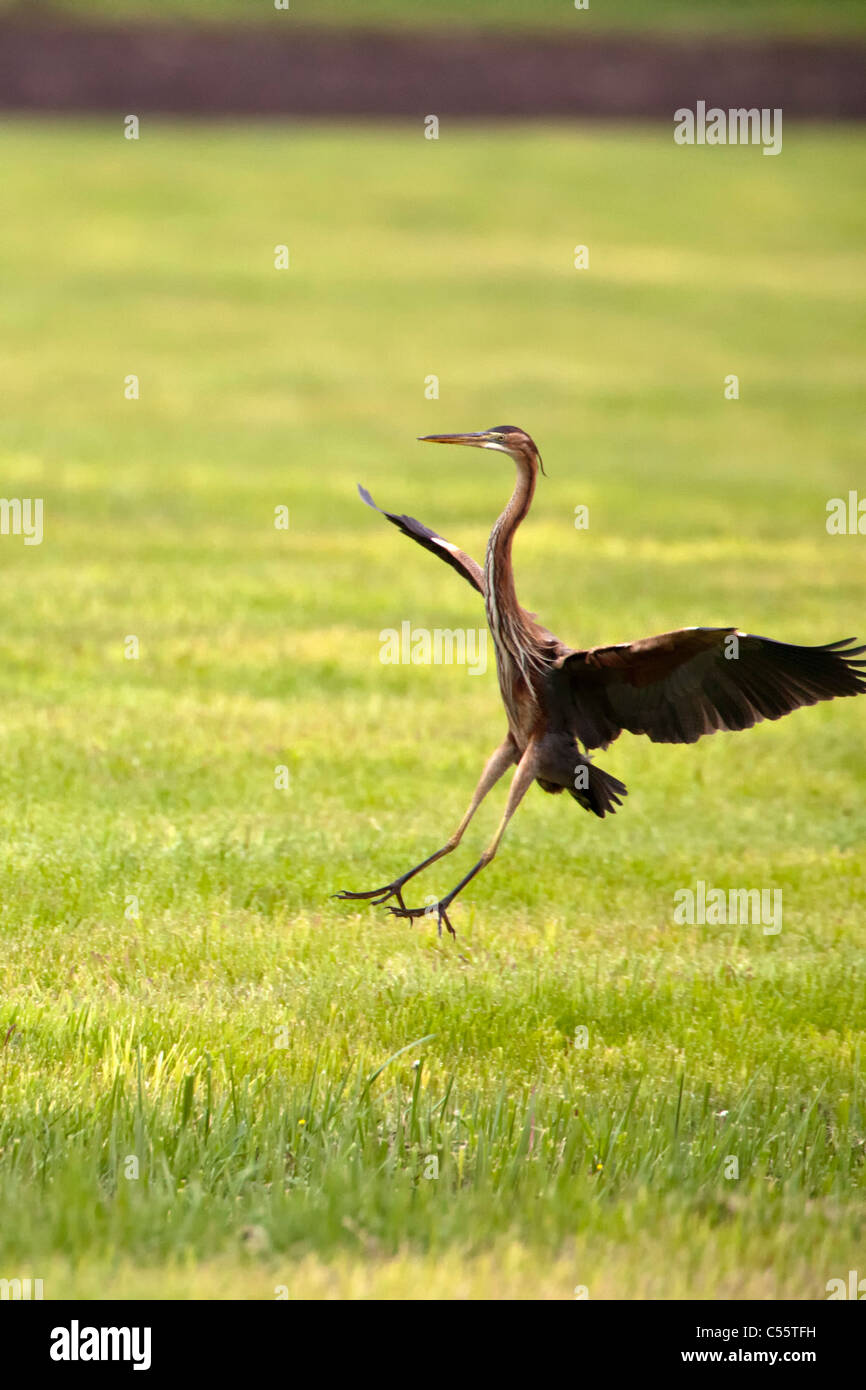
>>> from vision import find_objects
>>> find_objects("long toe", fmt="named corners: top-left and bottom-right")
top-left (438, 905), bottom-right (457, 939)
top-left (334, 885), bottom-right (399, 905)
top-left (385, 900), bottom-right (456, 939)
top-left (386, 903), bottom-right (423, 921)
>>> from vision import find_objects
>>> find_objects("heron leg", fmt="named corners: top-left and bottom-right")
top-left (388, 742), bottom-right (540, 938)
top-left (334, 739), bottom-right (517, 913)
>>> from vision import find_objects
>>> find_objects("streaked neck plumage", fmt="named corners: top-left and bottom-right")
top-left (484, 450), bottom-right (546, 680)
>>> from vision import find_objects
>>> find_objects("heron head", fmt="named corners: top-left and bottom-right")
top-left (418, 425), bottom-right (545, 475)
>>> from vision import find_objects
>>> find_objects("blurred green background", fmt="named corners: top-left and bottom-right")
top-left (0, 110), bottom-right (863, 1297)
top-left (11, 0), bottom-right (866, 36)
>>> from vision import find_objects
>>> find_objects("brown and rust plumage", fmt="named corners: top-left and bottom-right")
top-left (337, 427), bottom-right (866, 937)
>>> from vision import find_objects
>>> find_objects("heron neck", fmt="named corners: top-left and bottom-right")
top-left (485, 456), bottom-right (536, 616)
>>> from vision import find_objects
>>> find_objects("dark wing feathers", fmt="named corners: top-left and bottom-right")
top-left (558, 627), bottom-right (866, 749)
top-left (357, 485), bottom-right (865, 749)
top-left (358, 485), bottom-right (485, 595)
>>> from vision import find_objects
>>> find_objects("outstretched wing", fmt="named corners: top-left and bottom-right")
top-left (358, 484), bottom-right (485, 596)
top-left (556, 627), bottom-right (866, 749)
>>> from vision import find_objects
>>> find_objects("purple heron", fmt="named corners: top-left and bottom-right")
top-left (336, 426), bottom-right (866, 938)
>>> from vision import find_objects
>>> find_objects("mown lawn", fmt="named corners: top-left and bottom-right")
top-left (22, 0), bottom-right (866, 38)
top-left (0, 122), bottom-right (863, 1299)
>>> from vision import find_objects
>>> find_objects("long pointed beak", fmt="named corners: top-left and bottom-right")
top-left (417, 431), bottom-right (495, 448)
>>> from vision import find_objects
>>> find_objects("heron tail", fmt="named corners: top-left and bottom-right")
top-left (570, 758), bottom-right (628, 818)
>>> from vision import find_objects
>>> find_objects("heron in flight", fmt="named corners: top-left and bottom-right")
top-left (336, 426), bottom-right (865, 938)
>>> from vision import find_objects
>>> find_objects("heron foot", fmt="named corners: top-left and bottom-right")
top-left (333, 882), bottom-right (408, 911)
top-left (387, 900), bottom-right (457, 940)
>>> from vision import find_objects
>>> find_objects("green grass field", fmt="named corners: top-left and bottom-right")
top-left (13, 0), bottom-right (866, 37)
top-left (0, 121), bottom-right (864, 1300)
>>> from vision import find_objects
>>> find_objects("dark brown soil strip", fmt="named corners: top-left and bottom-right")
top-left (0, 20), bottom-right (864, 118)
